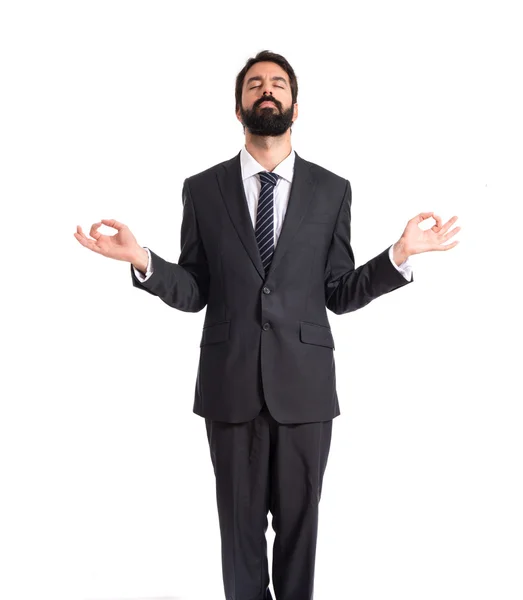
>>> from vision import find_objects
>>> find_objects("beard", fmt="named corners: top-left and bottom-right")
top-left (239, 97), bottom-right (294, 136)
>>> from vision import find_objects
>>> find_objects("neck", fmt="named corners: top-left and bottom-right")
top-left (244, 132), bottom-right (292, 172)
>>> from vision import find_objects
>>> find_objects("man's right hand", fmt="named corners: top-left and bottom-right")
top-left (74, 219), bottom-right (148, 272)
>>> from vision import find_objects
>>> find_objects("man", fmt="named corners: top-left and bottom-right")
top-left (74, 50), bottom-right (460, 600)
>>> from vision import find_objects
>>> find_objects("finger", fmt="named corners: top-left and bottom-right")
top-left (101, 219), bottom-right (125, 231)
top-left (438, 216), bottom-right (459, 235)
top-left (432, 214), bottom-right (442, 231)
top-left (89, 222), bottom-right (102, 240)
top-left (441, 225), bottom-right (461, 242)
top-left (74, 231), bottom-right (90, 247)
top-left (74, 232), bottom-right (102, 253)
top-left (76, 225), bottom-right (91, 241)
top-left (439, 240), bottom-right (460, 250)
top-left (77, 224), bottom-right (101, 242)
top-left (414, 212), bottom-right (434, 224)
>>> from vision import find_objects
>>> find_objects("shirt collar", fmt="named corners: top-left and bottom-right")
top-left (240, 145), bottom-right (295, 183)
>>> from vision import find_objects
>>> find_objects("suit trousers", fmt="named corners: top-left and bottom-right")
top-left (205, 400), bottom-right (333, 600)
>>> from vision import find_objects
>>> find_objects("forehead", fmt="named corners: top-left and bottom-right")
top-left (243, 61), bottom-right (289, 86)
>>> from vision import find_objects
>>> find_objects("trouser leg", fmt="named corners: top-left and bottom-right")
top-left (269, 414), bottom-right (333, 600)
top-left (205, 405), bottom-right (274, 600)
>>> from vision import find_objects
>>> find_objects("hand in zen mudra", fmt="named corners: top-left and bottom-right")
top-left (393, 212), bottom-right (460, 265)
top-left (74, 219), bottom-right (143, 263)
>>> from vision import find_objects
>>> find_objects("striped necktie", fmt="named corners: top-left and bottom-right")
top-left (256, 171), bottom-right (279, 273)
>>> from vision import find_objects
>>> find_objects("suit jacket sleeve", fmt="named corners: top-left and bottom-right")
top-left (324, 179), bottom-right (413, 315)
top-left (130, 178), bottom-right (210, 312)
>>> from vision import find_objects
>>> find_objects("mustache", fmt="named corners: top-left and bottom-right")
top-left (255, 97), bottom-right (280, 110)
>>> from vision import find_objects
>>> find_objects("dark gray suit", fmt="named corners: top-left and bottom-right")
top-left (130, 150), bottom-right (413, 599)
top-left (131, 151), bottom-right (412, 423)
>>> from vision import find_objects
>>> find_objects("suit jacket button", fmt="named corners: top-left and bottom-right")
top-left (263, 287), bottom-right (271, 294)
top-left (263, 322), bottom-right (271, 330)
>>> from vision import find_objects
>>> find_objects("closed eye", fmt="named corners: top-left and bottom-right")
top-left (249, 85), bottom-right (285, 89)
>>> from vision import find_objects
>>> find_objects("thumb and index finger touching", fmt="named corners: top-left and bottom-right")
top-left (74, 218), bottom-right (127, 253)
top-left (75, 218), bottom-right (125, 240)
top-left (413, 212), bottom-right (459, 232)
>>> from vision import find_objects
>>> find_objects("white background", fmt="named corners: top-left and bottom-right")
top-left (1, 1), bottom-right (522, 599)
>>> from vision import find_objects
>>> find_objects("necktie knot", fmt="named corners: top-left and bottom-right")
top-left (259, 171), bottom-right (279, 188)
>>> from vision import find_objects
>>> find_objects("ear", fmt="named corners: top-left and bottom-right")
top-left (292, 102), bottom-right (299, 123)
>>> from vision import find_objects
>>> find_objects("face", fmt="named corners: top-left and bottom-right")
top-left (237, 61), bottom-right (298, 137)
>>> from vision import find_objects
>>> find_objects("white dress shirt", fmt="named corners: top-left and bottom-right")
top-left (134, 146), bottom-right (413, 282)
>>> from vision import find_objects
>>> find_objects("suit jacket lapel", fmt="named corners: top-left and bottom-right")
top-left (216, 150), bottom-right (316, 281)
top-left (216, 151), bottom-right (265, 279)
top-left (268, 151), bottom-right (316, 278)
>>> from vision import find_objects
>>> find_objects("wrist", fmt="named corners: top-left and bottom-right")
top-left (392, 239), bottom-right (410, 266)
top-left (131, 247), bottom-right (149, 273)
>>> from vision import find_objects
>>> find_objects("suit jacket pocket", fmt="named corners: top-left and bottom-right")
top-left (200, 320), bottom-right (230, 346)
top-left (299, 321), bottom-right (335, 350)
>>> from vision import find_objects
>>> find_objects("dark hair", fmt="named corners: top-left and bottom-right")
top-left (235, 50), bottom-right (298, 112)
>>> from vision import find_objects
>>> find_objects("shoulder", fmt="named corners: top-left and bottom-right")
top-left (298, 154), bottom-right (349, 193)
top-left (185, 154), bottom-right (238, 186)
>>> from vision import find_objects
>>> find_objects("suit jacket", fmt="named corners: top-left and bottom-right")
top-left (130, 150), bottom-right (413, 424)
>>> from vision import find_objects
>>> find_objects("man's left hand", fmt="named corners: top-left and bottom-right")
top-left (393, 212), bottom-right (460, 265)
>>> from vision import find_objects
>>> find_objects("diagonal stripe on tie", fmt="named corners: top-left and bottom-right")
top-left (255, 171), bottom-right (279, 273)
top-left (256, 214), bottom-right (274, 236)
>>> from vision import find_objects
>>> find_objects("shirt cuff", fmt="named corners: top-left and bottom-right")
top-left (388, 244), bottom-right (413, 281)
top-left (132, 247), bottom-right (153, 282)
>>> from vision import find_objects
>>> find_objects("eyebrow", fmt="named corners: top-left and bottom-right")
top-left (245, 75), bottom-right (288, 86)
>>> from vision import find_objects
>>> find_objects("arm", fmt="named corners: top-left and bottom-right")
top-left (130, 178), bottom-right (210, 312)
top-left (324, 180), bottom-right (413, 315)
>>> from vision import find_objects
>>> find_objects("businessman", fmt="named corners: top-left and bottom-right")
top-left (74, 50), bottom-right (460, 600)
